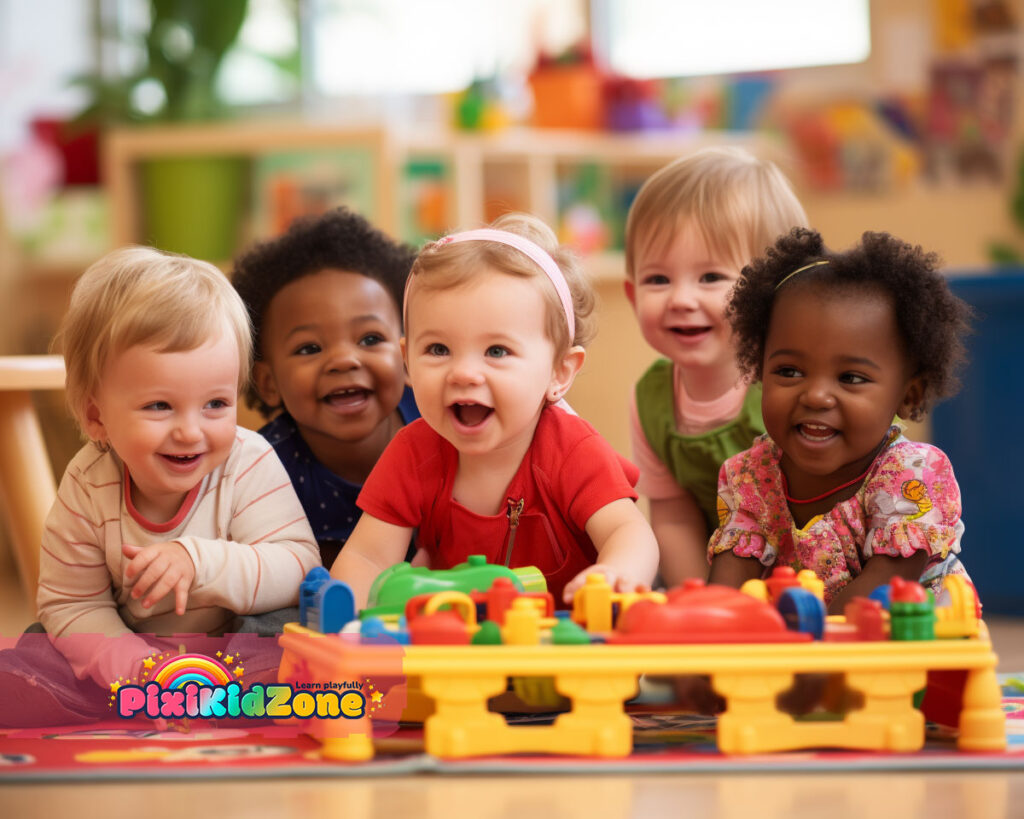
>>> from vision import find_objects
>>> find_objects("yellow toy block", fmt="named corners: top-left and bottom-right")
top-left (569, 572), bottom-right (666, 632)
top-left (935, 575), bottom-right (981, 639)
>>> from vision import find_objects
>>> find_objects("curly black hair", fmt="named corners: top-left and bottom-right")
top-left (232, 207), bottom-right (416, 413)
top-left (727, 227), bottom-right (973, 418)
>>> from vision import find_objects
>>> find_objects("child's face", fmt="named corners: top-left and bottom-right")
top-left (254, 269), bottom-right (406, 456)
top-left (84, 327), bottom-right (240, 521)
top-left (403, 271), bottom-right (576, 461)
top-left (761, 285), bottom-right (923, 498)
top-left (625, 220), bottom-right (742, 373)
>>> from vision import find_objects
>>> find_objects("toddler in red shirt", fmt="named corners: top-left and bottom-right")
top-left (331, 213), bottom-right (658, 605)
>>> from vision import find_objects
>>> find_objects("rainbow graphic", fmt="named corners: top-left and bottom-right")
top-left (151, 654), bottom-right (233, 689)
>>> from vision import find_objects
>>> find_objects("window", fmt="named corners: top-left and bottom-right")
top-left (590, 0), bottom-right (871, 79)
top-left (307, 0), bottom-right (585, 96)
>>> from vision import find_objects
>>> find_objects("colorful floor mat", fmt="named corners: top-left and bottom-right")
top-left (2, 687), bottom-right (1022, 781)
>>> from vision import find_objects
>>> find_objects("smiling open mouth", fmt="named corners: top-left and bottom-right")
top-left (453, 402), bottom-right (493, 427)
top-left (671, 326), bottom-right (710, 337)
top-left (162, 454), bottom-right (201, 464)
top-left (323, 387), bottom-right (370, 407)
top-left (797, 423), bottom-right (838, 441)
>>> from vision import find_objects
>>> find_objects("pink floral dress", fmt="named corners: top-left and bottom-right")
top-left (708, 426), bottom-right (968, 605)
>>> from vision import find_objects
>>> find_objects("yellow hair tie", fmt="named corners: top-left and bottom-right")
top-left (774, 259), bottom-right (830, 291)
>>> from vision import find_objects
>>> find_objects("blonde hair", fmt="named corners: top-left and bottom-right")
top-left (407, 212), bottom-right (596, 354)
top-left (54, 246), bottom-right (253, 434)
top-left (625, 146), bottom-right (808, 279)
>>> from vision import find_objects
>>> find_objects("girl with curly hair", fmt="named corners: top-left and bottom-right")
top-left (708, 228), bottom-right (974, 613)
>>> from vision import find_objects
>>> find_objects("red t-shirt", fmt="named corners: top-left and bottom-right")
top-left (357, 406), bottom-right (639, 602)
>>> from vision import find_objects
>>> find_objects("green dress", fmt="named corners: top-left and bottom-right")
top-left (635, 358), bottom-right (765, 533)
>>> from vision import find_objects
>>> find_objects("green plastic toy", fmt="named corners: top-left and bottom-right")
top-left (361, 555), bottom-right (546, 620)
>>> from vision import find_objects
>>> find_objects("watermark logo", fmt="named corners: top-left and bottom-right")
top-left (113, 652), bottom-right (379, 721)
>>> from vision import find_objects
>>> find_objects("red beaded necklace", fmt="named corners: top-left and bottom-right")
top-left (781, 464), bottom-right (874, 505)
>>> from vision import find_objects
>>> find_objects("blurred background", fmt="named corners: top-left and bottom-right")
top-left (1, 0), bottom-right (1022, 611)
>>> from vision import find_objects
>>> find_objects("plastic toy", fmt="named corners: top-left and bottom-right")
top-left (278, 563), bottom-right (1006, 762)
top-left (361, 556), bottom-right (546, 620)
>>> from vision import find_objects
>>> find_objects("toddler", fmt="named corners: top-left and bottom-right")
top-left (232, 208), bottom-right (419, 568)
top-left (708, 228), bottom-right (972, 614)
top-left (0, 247), bottom-right (320, 726)
top-left (331, 213), bottom-right (659, 606)
top-left (625, 147), bottom-right (808, 586)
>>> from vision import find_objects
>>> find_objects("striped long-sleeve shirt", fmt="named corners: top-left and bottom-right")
top-left (37, 426), bottom-right (320, 688)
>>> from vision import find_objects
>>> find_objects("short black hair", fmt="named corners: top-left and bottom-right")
top-left (232, 208), bottom-right (416, 413)
top-left (728, 227), bottom-right (973, 418)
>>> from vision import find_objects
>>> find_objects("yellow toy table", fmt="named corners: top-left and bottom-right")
top-left (277, 620), bottom-right (1005, 761)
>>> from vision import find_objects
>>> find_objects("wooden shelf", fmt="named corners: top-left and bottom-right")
top-left (103, 121), bottom-right (787, 266)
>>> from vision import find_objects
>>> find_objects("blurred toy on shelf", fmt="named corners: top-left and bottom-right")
top-left (557, 162), bottom-right (612, 254)
top-left (401, 157), bottom-right (449, 244)
top-left (603, 77), bottom-right (666, 132)
top-left (529, 46), bottom-right (605, 130)
top-left (925, 56), bottom-right (1015, 184)
top-left (452, 78), bottom-right (514, 133)
top-left (785, 100), bottom-right (920, 192)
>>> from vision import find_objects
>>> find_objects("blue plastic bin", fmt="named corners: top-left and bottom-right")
top-left (931, 271), bottom-right (1024, 615)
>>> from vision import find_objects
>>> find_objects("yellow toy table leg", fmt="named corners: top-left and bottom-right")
top-left (552, 674), bottom-right (637, 757)
top-left (714, 671), bottom-right (795, 754)
top-left (842, 670), bottom-right (926, 752)
top-left (958, 666), bottom-right (1006, 751)
top-left (421, 673), bottom-right (509, 758)
top-left (420, 671), bottom-right (637, 758)
top-left (320, 731), bottom-right (375, 761)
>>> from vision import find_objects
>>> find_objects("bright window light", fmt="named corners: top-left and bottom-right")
top-left (309, 0), bottom-right (585, 96)
top-left (591, 0), bottom-right (871, 78)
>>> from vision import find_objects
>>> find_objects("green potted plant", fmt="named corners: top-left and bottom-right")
top-left (989, 148), bottom-right (1024, 266)
top-left (77, 0), bottom-right (252, 261)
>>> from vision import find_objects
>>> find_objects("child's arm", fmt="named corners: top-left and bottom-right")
top-left (172, 433), bottom-right (320, 615)
top-left (329, 513), bottom-right (415, 609)
top-left (707, 550), bottom-right (763, 589)
top-left (827, 551), bottom-right (929, 615)
top-left (833, 440), bottom-right (962, 615)
top-left (562, 498), bottom-right (660, 603)
top-left (37, 464), bottom-right (159, 688)
top-left (628, 399), bottom-right (708, 585)
top-left (649, 491), bottom-right (711, 587)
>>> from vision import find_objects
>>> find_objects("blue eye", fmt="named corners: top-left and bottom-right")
top-left (486, 345), bottom-right (509, 358)
top-left (205, 398), bottom-right (231, 410)
top-left (143, 401), bottom-right (171, 411)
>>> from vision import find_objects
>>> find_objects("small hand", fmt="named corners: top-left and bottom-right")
top-left (561, 563), bottom-right (650, 604)
top-left (123, 542), bottom-right (196, 615)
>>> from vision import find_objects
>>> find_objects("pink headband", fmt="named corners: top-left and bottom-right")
top-left (404, 228), bottom-right (576, 342)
